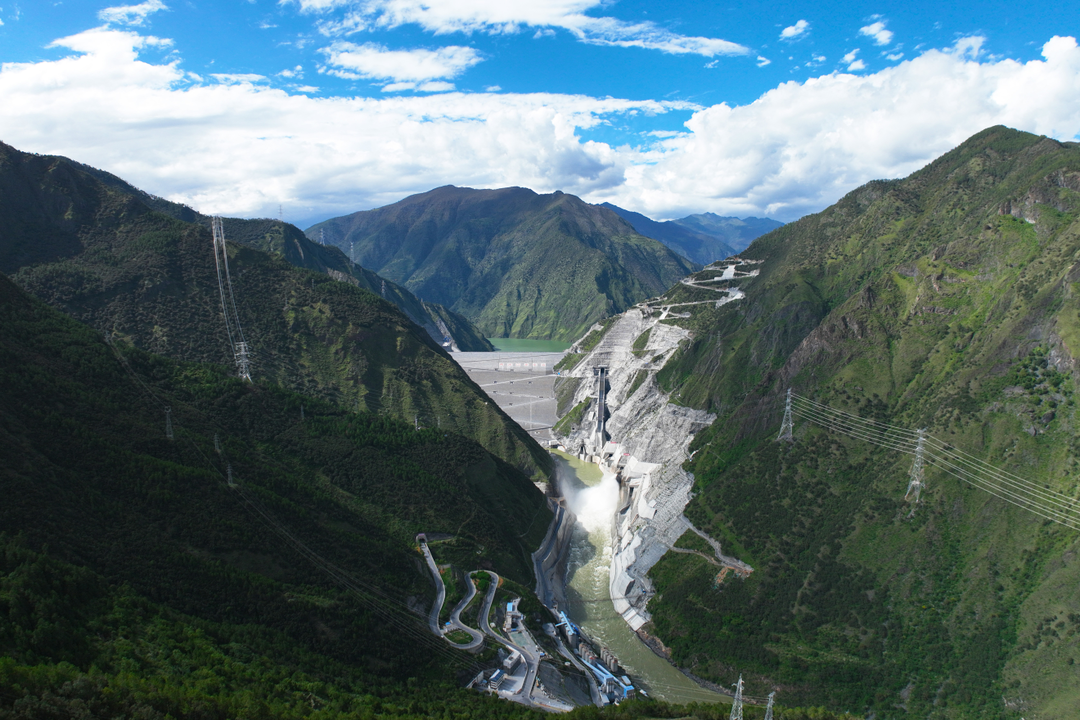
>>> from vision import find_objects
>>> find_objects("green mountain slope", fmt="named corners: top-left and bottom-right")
top-left (612, 127), bottom-right (1080, 717)
top-left (0, 271), bottom-right (551, 717)
top-left (306, 186), bottom-right (699, 342)
top-left (0, 141), bottom-right (546, 477)
top-left (206, 216), bottom-right (492, 352)
top-left (0, 141), bottom-right (490, 352)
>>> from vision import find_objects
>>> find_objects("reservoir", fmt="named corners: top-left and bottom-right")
top-left (555, 450), bottom-right (725, 705)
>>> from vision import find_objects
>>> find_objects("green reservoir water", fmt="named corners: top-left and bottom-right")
top-left (553, 450), bottom-right (725, 705)
top-left (486, 338), bottom-right (571, 352)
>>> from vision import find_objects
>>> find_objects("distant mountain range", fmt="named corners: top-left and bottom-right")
top-left (600, 202), bottom-right (783, 265)
top-left (306, 186), bottom-right (698, 342)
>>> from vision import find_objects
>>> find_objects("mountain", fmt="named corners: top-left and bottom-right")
top-left (560, 127), bottom-right (1080, 717)
top-left (0, 270), bottom-right (551, 717)
top-left (673, 213), bottom-right (782, 254)
top-left (0, 141), bottom-right (547, 477)
top-left (0, 149), bottom-right (490, 352)
top-left (600, 203), bottom-right (782, 265)
top-left (600, 203), bottom-right (736, 264)
top-left (204, 216), bottom-right (492, 352)
top-left (306, 186), bottom-right (699, 342)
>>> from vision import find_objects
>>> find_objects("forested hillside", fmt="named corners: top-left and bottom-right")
top-left (0, 141), bottom-right (547, 477)
top-left (636, 127), bottom-right (1080, 718)
top-left (307, 186), bottom-right (698, 342)
top-left (0, 272), bottom-right (554, 718)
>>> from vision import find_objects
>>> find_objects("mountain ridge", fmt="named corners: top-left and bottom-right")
top-left (306, 185), bottom-right (699, 342)
top-left (599, 203), bottom-right (781, 265)
top-left (588, 126), bottom-right (1080, 716)
top-left (0, 141), bottom-right (548, 477)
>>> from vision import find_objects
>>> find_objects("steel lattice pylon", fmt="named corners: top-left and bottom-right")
top-left (905, 428), bottom-right (927, 502)
top-left (777, 388), bottom-right (794, 442)
top-left (729, 675), bottom-right (744, 720)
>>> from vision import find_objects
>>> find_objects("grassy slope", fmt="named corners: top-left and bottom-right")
top-left (307, 186), bottom-right (698, 342)
top-left (0, 142), bottom-right (548, 478)
top-left (0, 272), bottom-right (554, 717)
top-left (636, 127), bottom-right (1080, 717)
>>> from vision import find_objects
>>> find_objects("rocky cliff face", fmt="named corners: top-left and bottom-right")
top-left (552, 260), bottom-right (764, 628)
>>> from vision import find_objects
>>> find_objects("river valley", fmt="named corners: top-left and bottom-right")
top-left (555, 450), bottom-right (725, 705)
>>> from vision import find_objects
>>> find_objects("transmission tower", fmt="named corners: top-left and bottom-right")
top-left (227, 463), bottom-right (235, 488)
top-left (729, 675), bottom-right (744, 720)
top-left (764, 691), bottom-right (776, 720)
top-left (777, 388), bottom-right (794, 442)
top-left (165, 407), bottom-right (174, 440)
top-left (234, 341), bottom-right (252, 382)
top-left (211, 217), bottom-right (253, 382)
top-left (214, 433), bottom-right (221, 454)
top-left (905, 428), bottom-right (927, 503)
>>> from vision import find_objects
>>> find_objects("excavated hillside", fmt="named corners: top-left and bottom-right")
top-left (554, 127), bottom-right (1080, 718)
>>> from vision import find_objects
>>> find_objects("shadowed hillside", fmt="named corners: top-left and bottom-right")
top-left (0, 141), bottom-right (548, 477)
top-left (0, 271), bottom-right (553, 717)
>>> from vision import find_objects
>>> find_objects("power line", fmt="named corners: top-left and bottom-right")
top-left (783, 390), bottom-right (1080, 530)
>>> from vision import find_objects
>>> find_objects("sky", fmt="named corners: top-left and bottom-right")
top-left (0, 1), bottom-right (1078, 228)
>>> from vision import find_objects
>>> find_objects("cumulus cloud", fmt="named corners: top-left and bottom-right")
top-left (320, 42), bottom-right (483, 84)
top-left (292, 0), bottom-right (749, 57)
top-left (780, 20), bottom-right (809, 41)
top-left (756, 56), bottom-right (771, 67)
top-left (848, 59), bottom-right (866, 71)
top-left (1, 28), bottom-right (1079, 226)
top-left (860, 20), bottom-right (893, 46)
top-left (98, 0), bottom-right (168, 26)
top-left (606, 35), bottom-right (1080, 220)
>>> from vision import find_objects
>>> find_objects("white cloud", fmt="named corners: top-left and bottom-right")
top-left (843, 49), bottom-right (859, 63)
top-left (320, 42), bottom-right (483, 84)
top-left (291, 0), bottom-right (748, 58)
top-left (278, 65), bottom-right (304, 78)
top-left (780, 20), bottom-right (809, 41)
top-left (886, 52), bottom-right (903, 61)
top-left (211, 73), bottom-right (268, 84)
top-left (381, 79), bottom-right (456, 92)
top-left (485, 84), bottom-right (501, 92)
top-left (607, 35), bottom-right (1080, 220)
top-left (860, 20), bottom-right (893, 46)
top-left (848, 59), bottom-right (866, 71)
top-left (98, 0), bottom-right (167, 26)
top-left (2, 29), bottom-right (1079, 227)
top-left (756, 56), bottom-right (771, 67)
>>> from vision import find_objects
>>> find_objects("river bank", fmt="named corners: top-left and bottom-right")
top-left (551, 450), bottom-right (725, 705)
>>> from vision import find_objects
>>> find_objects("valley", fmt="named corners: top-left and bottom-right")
top-left (3, 125), bottom-right (1080, 720)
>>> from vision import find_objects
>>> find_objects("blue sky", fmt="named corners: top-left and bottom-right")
top-left (1, 1), bottom-right (1078, 227)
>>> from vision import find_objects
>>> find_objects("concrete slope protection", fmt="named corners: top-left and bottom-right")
top-left (552, 260), bottom-right (760, 630)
